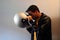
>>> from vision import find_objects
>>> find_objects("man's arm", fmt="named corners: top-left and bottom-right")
top-left (41, 17), bottom-right (52, 40)
top-left (26, 27), bottom-right (32, 33)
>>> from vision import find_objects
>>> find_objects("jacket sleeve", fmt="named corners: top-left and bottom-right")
top-left (26, 26), bottom-right (32, 33)
top-left (40, 17), bottom-right (52, 40)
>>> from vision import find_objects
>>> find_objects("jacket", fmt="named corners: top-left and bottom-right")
top-left (26, 13), bottom-right (52, 40)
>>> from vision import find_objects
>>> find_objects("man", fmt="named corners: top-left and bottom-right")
top-left (23, 5), bottom-right (52, 40)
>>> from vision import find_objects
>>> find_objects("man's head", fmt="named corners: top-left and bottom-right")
top-left (26, 5), bottom-right (41, 20)
top-left (26, 5), bottom-right (40, 12)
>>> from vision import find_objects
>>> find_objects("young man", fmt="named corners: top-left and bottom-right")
top-left (25, 5), bottom-right (52, 40)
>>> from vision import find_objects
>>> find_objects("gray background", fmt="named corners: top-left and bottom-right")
top-left (0, 0), bottom-right (60, 40)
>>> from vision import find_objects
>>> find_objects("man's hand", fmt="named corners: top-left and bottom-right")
top-left (27, 16), bottom-right (32, 21)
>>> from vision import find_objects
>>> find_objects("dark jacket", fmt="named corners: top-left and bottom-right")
top-left (26, 13), bottom-right (52, 40)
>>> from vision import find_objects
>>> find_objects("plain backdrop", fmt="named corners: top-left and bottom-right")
top-left (0, 0), bottom-right (60, 40)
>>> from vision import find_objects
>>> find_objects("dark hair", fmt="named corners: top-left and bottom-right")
top-left (26, 5), bottom-right (40, 12)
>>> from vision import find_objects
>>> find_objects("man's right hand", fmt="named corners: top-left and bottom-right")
top-left (27, 16), bottom-right (32, 21)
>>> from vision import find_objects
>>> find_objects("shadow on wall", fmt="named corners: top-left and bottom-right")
top-left (51, 17), bottom-right (60, 40)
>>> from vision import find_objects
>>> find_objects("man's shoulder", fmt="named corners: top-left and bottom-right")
top-left (41, 13), bottom-right (51, 22)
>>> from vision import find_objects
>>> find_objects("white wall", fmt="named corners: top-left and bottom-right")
top-left (0, 0), bottom-right (59, 40)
